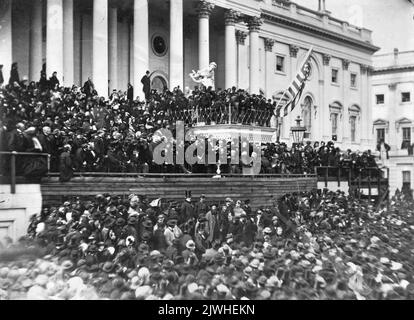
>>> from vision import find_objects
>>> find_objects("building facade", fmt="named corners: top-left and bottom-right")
top-left (0, 0), bottom-right (379, 150)
top-left (372, 49), bottom-right (414, 196)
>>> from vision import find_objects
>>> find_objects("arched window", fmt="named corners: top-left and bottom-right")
top-left (302, 96), bottom-right (313, 139)
top-left (329, 102), bottom-right (343, 141)
top-left (349, 105), bottom-right (361, 142)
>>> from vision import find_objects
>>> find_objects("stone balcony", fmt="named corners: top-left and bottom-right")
top-left (373, 50), bottom-right (414, 70)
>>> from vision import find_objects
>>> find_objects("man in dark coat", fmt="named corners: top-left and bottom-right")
top-left (37, 126), bottom-right (53, 154)
top-left (49, 71), bottom-right (60, 89)
top-left (141, 71), bottom-right (151, 101)
top-left (0, 64), bottom-right (4, 86)
top-left (83, 77), bottom-right (95, 97)
top-left (180, 193), bottom-right (195, 225)
top-left (194, 194), bottom-right (209, 216)
top-left (7, 122), bottom-right (26, 152)
top-left (59, 144), bottom-right (73, 182)
top-left (9, 62), bottom-right (19, 86)
top-left (127, 83), bottom-right (134, 101)
top-left (241, 213), bottom-right (258, 247)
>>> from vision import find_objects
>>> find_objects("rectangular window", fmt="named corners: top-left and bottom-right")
top-left (402, 127), bottom-right (411, 148)
top-left (331, 69), bottom-right (338, 83)
top-left (350, 116), bottom-right (356, 142)
top-left (331, 113), bottom-right (338, 136)
top-left (402, 92), bottom-right (411, 103)
top-left (376, 94), bottom-right (385, 104)
top-left (276, 55), bottom-right (285, 72)
top-left (377, 128), bottom-right (385, 144)
top-left (350, 73), bottom-right (357, 88)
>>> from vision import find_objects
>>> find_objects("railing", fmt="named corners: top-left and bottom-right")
top-left (314, 165), bottom-right (390, 203)
top-left (0, 151), bottom-right (50, 194)
top-left (189, 104), bottom-right (273, 128)
top-left (45, 172), bottom-right (316, 179)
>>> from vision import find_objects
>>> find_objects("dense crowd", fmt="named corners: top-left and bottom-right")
top-left (0, 66), bottom-right (379, 180)
top-left (0, 189), bottom-right (413, 300)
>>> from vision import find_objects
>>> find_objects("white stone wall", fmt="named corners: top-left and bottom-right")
top-left (372, 51), bottom-right (414, 196)
top-left (0, 184), bottom-right (42, 244)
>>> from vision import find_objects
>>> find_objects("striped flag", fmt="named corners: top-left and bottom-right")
top-left (275, 47), bottom-right (313, 117)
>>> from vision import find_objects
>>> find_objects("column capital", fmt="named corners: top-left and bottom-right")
top-left (197, 1), bottom-right (215, 19)
top-left (246, 16), bottom-right (263, 32)
top-left (360, 64), bottom-right (372, 74)
top-left (342, 59), bottom-right (350, 70)
top-left (235, 30), bottom-right (248, 45)
top-left (388, 82), bottom-right (397, 90)
top-left (264, 38), bottom-right (275, 52)
top-left (224, 9), bottom-right (241, 26)
top-left (322, 53), bottom-right (331, 66)
top-left (289, 44), bottom-right (299, 58)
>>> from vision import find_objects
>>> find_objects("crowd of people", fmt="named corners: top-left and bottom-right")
top-left (0, 64), bottom-right (379, 180)
top-left (0, 189), bottom-right (413, 300)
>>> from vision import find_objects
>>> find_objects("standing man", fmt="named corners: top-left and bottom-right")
top-left (49, 71), bottom-right (60, 90)
top-left (195, 194), bottom-right (208, 216)
top-left (141, 70), bottom-right (151, 101)
top-left (0, 65), bottom-right (4, 87)
top-left (127, 83), bottom-right (134, 102)
top-left (9, 62), bottom-right (20, 86)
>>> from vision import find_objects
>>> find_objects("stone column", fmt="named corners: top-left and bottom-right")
top-left (264, 38), bottom-right (275, 98)
top-left (46, 0), bottom-right (64, 80)
top-left (109, 5), bottom-right (118, 91)
top-left (247, 16), bottom-right (262, 94)
top-left (366, 67), bottom-right (374, 148)
top-left (224, 9), bottom-right (239, 89)
top-left (169, 0), bottom-right (183, 89)
top-left (322, 53), bottom-right (332, 142)
top-left (30, 0), bottom-right (43, 82)
top-left (133, 0), bottom-right (149, 99)
top-left (197, 1), bottom-right (214, 70)
top-left (235, 30), bottom-right (247, 89)
top-left (0, 0), bottom-right (12, 82)
top-left (93, 0), bottom-right (109, 97)
top-left (362, 65), bottom-right (374, 149)
top-left (342, 59), bottom-right (350, 146)
top-left (63, 0), bottom-right (74, 86)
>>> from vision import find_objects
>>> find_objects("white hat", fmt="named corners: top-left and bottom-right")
top-left (186, 240), bottom-right (196, 249)
top-left (187, 283), bottom-right (199, 294)
top-left (216, 284), bottom-right (230, 294)
top-left (135, 285), bottom-right (153, 299)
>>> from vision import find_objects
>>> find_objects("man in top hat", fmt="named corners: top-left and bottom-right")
top-left (141, 71), bottom-right (151, 101)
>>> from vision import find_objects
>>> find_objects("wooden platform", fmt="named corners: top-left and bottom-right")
top-left (40, 174), bottom-right (317, 209)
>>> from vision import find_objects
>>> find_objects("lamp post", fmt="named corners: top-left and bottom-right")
top-left (290, 116), bottom-right (306, 145)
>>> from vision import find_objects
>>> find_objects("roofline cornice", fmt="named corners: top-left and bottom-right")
top-left (261, 10), bottom-right (380, 54)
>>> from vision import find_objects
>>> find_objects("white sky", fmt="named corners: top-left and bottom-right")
top-left (292, 0), bottom-right (414, 54)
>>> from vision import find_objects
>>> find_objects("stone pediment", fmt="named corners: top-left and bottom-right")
top-left (373, 118), bottom-right (389, 127)
top-left (395, 117), bottom-right (412, 125)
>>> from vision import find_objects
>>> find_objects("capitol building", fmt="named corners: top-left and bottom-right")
top-left (0, 0), bottom-right (379, 150)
